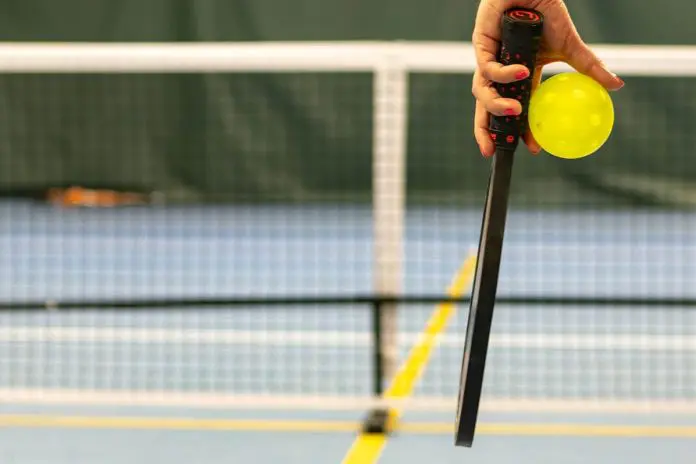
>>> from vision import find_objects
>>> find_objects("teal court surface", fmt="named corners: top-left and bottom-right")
top-left (1, 200), bottom-right (695, 463)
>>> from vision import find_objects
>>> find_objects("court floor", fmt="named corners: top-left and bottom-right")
top-left (1, 200), bottom-right (695, 463)
top-left (2, 405), bottom-right (696, 464)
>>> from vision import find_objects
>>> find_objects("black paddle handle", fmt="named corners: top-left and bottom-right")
top-left (488, 8), bottom-right (544, 152)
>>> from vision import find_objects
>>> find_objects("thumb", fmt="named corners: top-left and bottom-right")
top-left (565, 37), bottom-right (624, 91)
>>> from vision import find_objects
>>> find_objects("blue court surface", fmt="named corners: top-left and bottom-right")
top-left (1, 200), bottom-right (695, 463)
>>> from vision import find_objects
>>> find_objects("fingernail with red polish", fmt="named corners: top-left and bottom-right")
top-left (504, 108), bottom-right (519, 116)
top-left (515, 70), bottom-right (529, 80)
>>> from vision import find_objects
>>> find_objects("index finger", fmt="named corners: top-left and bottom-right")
top-left (472, 1), bottom-right (503, 66)
top-left (473, 3), bottom-right (530, 84)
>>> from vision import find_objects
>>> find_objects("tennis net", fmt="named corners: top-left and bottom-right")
top-left (0, 42), bottom-right (695, 414)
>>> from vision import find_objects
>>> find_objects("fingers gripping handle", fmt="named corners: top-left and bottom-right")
top-left (489, 8), bottom-right (544, 151)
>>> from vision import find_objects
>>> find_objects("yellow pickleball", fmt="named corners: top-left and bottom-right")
top-left (528, 72), bottom-right (614, 159)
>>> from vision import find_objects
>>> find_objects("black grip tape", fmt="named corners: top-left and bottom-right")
top-left (489, 8), bottom-right (544, 151)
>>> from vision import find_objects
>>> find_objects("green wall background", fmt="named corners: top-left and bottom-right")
top-left (0, 0), bottom-right (693, 207)
top-left (1, 0), bottom-right (694, 43)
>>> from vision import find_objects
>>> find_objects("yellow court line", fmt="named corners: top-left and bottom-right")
top-left (0, 415), bottom-right (357, 432)
top-left (340, 252), bottom-right (477, 464)
top-left (2, 415), bottom-right (696, 439)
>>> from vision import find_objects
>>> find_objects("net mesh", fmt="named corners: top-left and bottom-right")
top-left (0, 43), bottom-right (694, 412)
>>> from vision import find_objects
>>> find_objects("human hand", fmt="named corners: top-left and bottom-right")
top-left (472, 0), bottom-right (625, 156)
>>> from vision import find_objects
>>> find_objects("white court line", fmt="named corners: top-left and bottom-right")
top-left (2, 389), bottom-right (696, 414)
top-left (0, 327), bottom-right (695, 350)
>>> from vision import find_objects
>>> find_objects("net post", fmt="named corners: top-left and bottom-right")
top-left (362, 53), bottom-right (408, 435)
top-left (363, 297), bottom-right (390, 435)
top-left (371, 298), bottom-right (385, 398)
